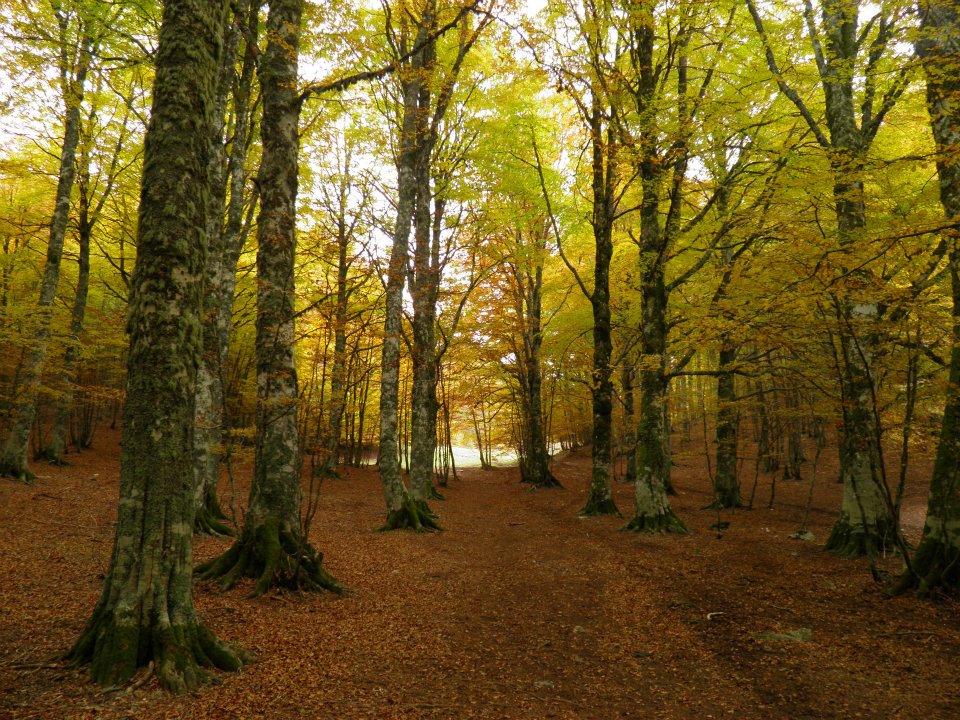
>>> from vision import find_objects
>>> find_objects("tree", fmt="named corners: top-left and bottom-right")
top-left (0, 1), bottom-right (95, 480)
top-left (66, 0), bottom-right (244, 691)
top-left (895, 0), bottom-right (960, 594)
top-left (745, 0), bottom-right (909, 556)
top-left (195, 0), bottom-right (342, 595)
top-left (193, 0), bottom-right (259, 535)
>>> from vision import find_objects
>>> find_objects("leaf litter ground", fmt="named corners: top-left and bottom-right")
top-left (1, 428), bottom-right (958, 719)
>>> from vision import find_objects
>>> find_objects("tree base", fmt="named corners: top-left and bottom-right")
top-left (379, 495), bottom-right (441, 532)
top-left (66, 608), bottom-right (243, 693)
top-left (194, 490), bottom-right (234, 536)
top-left (0, 460), bottom-right (35, 484)
top-left (521, 469), bottom-right (563, 489)
top-left (704, 493), bottom-right (743, 510)
top-left (195, 517), bottom-right (343, 596)
top-left (428, 486), bottom-right (445, 501)
top-left (194, 507), bottom-right (235, 537)
top-left (891, 536), bottom-right (960, 596)
top-left (623, 508), bottom-right (687, 533)
top-left (578, 494), bottom-right (620, 517)
top-left (825, 513), bottom-right (897, 559)
top-left (36, 447), bottom-right (69, 466)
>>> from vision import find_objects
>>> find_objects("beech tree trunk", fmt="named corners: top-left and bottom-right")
top-left (510, 227), bottom-right (560, 489)
top-left (896, 0), bottom-right (960, 593)
top-left (376, 15), bottom-right (439, 531)
top-left (579, 103), bottom-right (619, 517)
top-left (196, 0), bottom-right (341, 593)
top-left (625, 12), bottom-right (683, 532)
top-left (0, 20), bottom-right (92, 481)
top-left (713, 343), bottom-right (741, 508)
top-left (67, 0), bottom-right (244, 691)
top-left (193, 0), bottom-right (252, 536)
top-left (43, 138), bottom-right (94, 465)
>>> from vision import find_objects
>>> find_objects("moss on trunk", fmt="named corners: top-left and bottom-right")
top-left (623, 508), bottom-right (687, 533)
top-left (379, 493), bottom-right (441, 532)
top-left (67, 608), bottom-right (243, 692)
top-left (825, 511), bottom-right (897, 559)
top-left (196, 517), bottom-right (343, 596)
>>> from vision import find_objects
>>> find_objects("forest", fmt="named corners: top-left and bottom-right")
top-left (1, 0), bottom-right (959, 717)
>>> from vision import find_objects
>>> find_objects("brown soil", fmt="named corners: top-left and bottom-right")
top-left (1, 429), bottom-right (958, 719)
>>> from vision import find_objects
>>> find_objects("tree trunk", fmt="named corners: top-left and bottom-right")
top-left (712, 343), bottom-right (741, 508)
top-left (895, 1), bottom-right (960, 593)
top-left (196, 0), bottom-right (341, 593)
top-left (67, 0), bottom-right (244, 691)
top-left (42, 133), bottom-right (94, 465)
top-left (579, 104), bottom-right (619, 516)
top-left (0, 22), bottom-right (92, 481)
top-left (376, 18), bottom-right (438, 531)
top-left (193, 1), bottom-right (251, 536)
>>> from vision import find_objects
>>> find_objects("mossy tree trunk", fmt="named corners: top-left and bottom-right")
top-left (0, 18), bottom-right (93, 482)
top-left (193, 0), bottom-right (255, 536)
top-left (625, 9), bottom-right (684, 533)
top-left (67, 0), bottom-right (244, 691)
top-left (196, 0), bottom-right (341, 593)
top-left (895, 0), bottom-right (960, 594)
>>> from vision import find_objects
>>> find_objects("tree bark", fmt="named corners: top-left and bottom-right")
top-left (895, 0), bottom-right (960, 593)
top-left (579, 103), bottom-right (619, 516)
top-left (67, 0), bottom-right (244, 691)
top-left (193, 0), bottom-right (252, 536)
top-left (376, 13), bottom-right (439, 531)
top-left (625, 9), bottom-right (683, 531)
top-left (196, 0), bottom-right (341, 592)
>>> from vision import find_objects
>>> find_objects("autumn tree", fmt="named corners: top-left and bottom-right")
top-left (895, 0), bottom-right (960, 594)
top-left (196, 0), bottom-right (341, 594)
top-left (0, 0), bottom-right (97, 480)
top-left (67, 0), bottom-right (244, 690)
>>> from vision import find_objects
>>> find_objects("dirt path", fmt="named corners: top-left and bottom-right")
top-left (1, 436), bottom-right (959, 719)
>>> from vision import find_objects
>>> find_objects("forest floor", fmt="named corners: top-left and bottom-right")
top-left (1, 429), bottom-right (959, 719)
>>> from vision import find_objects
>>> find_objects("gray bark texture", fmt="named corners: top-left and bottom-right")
top-left (0, 17), bottom-right (93, 481)
top-left (193, 0), bottom-right (254, 536)
top-left (66, 0), bottom-right (244, 691)
top-left (196, 0), bottom-right (341, 593)
top-left (377, 12), bottom-right (440, 531)
top-left (895, 0), bottom-right (960, 593)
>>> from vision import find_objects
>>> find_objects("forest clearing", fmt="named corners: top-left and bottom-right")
top-left (2, 429), bottom-right (958, 720)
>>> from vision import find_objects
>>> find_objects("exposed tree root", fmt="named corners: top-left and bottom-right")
top-left (66, 607), bottom-right (243, 693)
top-left (623, 509), bottom-right (688, 533)
top-left (891, 538), bottom-right (960, 597)
top-left (704, 494), bottom-right (744, 511)
top-left (428, 486), bottom-right (445, 501)
top-left (825, 513), bottom-right (897, 559)
top-left (194, 507), bottom-right (235, 537)
top-left (194, 489), bottom-right (234, 536)
top-left (195, 517), bottom-right (343, 596)
top-left (520, 470), bottom-right (563, 489)
top-left (0, 461), bottom-right (35, 484)
top-left (578, 494), bottom-right (620, 517)
top-left (379, 495), bottom-right (441, 532)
